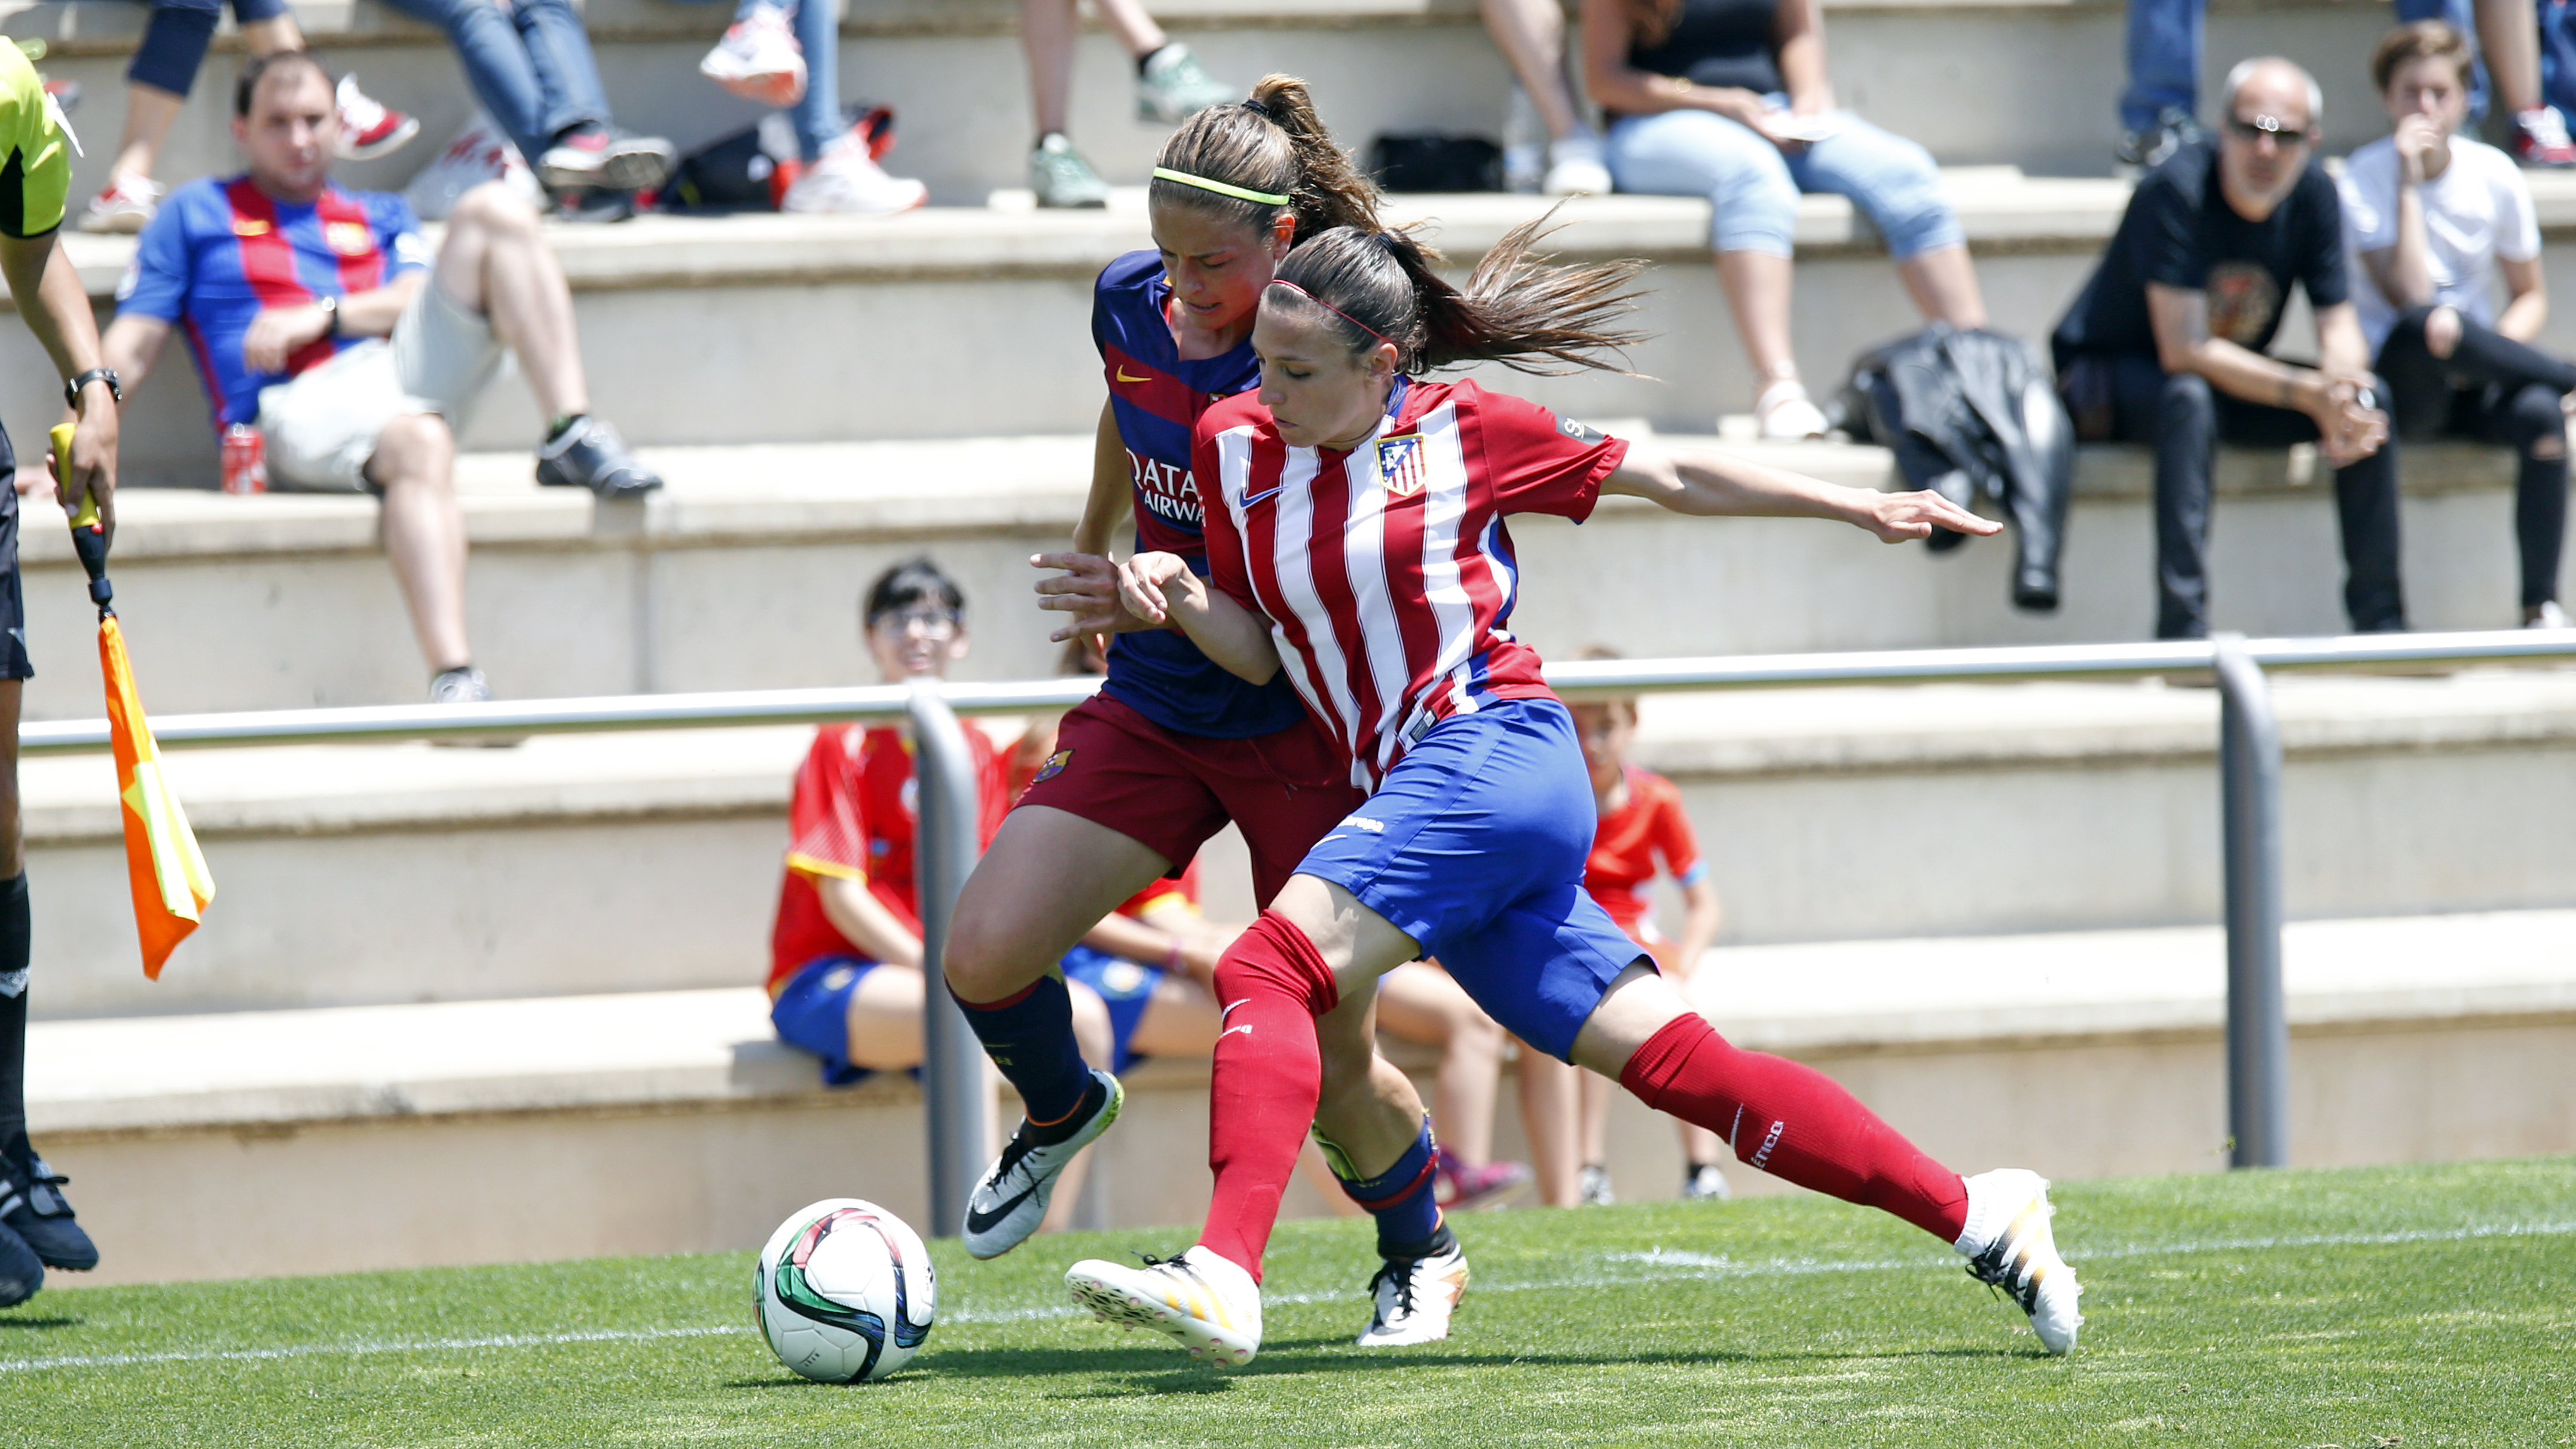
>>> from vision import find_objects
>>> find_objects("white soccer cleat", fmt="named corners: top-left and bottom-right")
top-left (1355, 1239), bottom-right (1469, 1347)
top-left (1066, 1247), bottom-right (1263, 1367)
top-left (1955, 1168), bottom-right (2083, 1355)
top-left (961, 1068), bottom-right (1122, 1260)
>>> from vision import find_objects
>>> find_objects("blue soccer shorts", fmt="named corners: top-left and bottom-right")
top-left (769, 954), bottom-right (887, 1087)
top-left (1058, 944), bottom-right (1167, 1074)
top-left (1295, 698), bottom-right (1652, 1063)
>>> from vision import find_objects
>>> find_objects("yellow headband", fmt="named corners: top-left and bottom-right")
top-left (1151, 166), bottom-right (1291, 207)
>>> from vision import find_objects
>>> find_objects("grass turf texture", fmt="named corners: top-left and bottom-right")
top-left (4, 1157), bottom-right (2571, 1447)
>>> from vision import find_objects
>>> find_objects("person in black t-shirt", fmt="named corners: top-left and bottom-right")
top-left (2055, 57), bottom-right (2407, 640)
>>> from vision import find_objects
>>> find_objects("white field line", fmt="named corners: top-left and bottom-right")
top-left (5, 1218), bottom-right (2569, 1375)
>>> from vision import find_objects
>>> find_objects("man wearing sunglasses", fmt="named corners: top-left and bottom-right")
top-left (2055, 56), bottom-right (2408, 640)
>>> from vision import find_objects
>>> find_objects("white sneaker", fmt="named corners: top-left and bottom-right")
top-left (1355, 1239), bottom-right (1469, 1347)
top-left (783, 131), bottom-right (928, 215)
top-left (1543, 133), bottom-right (1612, 197)
top-left (962, 1068), bottom-right (1121, 1258)
top-left (335, 74), bottom-right (419, 161)
top-left (78, 172), bottom-right (162, 234)
top-left (1955, 1168), bottom-right (2083, 1355)
top-left (1683, 1163), bottom-right (1731, 1201)
top-left (1577, 1163), bottom-right (1615, 1206)
top-left (1753, 377), bottom-right (1828, 440)
top-left (2527, 600), bottom-right (2570, 629)
top-left (699, 3), bottom-right (806, 109)
top-left (1066, 1247), bottom-right (1263, 1366)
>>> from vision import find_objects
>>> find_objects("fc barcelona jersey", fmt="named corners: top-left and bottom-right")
top-left (1090, 250), bottom-right (1308, 739)
top-left (118, 175), bottom-right (430, 432)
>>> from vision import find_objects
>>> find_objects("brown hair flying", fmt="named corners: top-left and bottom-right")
top-left (1267, 209), bottom-right (1649, 377)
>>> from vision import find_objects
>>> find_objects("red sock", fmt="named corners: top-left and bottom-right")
top-left (1196, 911), bottom-right (1340, 1283)
top-left (1620, 1014), bottom-right (1967, 1242)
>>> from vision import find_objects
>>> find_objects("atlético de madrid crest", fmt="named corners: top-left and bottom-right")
top-left (1377, 433), bottom-right (1426, 499)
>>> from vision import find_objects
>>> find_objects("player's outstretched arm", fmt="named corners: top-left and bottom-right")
top-left (3, 236), bottom-right (118, 539)
top-left (1602, 443), bottom-right (2000, 543)
top-left (1113, 551), bottom-right (1282, 685)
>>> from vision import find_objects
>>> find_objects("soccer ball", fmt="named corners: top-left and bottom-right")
top-left (754, 1198), bottom-right (937, 1382)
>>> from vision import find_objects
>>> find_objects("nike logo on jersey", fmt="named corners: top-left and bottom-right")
top-left (1240, 485), bottom-right (1282, 506)
top-left (1116, 367), bottom-right (1153, 384)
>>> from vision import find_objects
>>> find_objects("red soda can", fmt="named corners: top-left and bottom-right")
top-left (221, 423), bottom-right (268, 496)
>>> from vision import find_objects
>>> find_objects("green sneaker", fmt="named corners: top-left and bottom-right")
top-left (1030, 133), bottom-right (1111, 209)
top-left (1136, 44), bottom-right (1233, 124)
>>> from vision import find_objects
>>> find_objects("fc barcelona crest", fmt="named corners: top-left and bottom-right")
top-left (1377, 433), bottom-right (1427, 499)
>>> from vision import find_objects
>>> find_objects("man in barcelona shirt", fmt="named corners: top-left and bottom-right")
top-left (100, 51), bottom-right (662, 707)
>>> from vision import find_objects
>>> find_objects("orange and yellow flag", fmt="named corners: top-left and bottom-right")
top-left (53, 423), bottom-right (213, 977)
top-left (100, 614), bottom-right (213, 978)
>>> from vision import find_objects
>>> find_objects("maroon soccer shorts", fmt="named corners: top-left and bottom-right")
top-left (1013, 693), bottom-right (1361, 907)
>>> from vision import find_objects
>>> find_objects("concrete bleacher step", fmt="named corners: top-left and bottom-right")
top-left (6, 429), bottom-right (2562, 724)
top-left (7, 0), bottom-right (2406, 205)
top-left (26, 163), bottom-right (2576, 482)
top-left (21, 670), bottom-right (2576, 1021)
top-left (29, 906), bottom-right (2574, 1283)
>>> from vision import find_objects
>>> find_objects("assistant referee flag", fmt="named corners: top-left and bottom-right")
top-left (53, 423), bottom-right (214, 977)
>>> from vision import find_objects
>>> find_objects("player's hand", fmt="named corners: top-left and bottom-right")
top-left (242, 302), bottom-right (332, 375)
top-left (1034, 551), bottom-right (1157, 641)
top-left (2392, 113), bottom-right (2445, 186)
top-left (1111, 551), bottom-right (1199, 629)
top-left (1860, 488), bottom-right (1999, 543)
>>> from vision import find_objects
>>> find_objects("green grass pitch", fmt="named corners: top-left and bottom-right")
top-left (4, 1157), bottom-right (2571, 1447)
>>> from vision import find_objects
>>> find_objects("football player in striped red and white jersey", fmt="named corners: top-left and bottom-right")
top-left (1057, 219), bottom-right (2085, 1366)
top-left (942, 78), bottom-right (1474, 1350)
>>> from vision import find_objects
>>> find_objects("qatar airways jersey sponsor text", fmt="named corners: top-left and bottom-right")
top-left (1127, 448), bottom-right (1203, 531)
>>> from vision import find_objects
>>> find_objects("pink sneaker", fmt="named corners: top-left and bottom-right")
top-left (699, 3), bottom-right (806, 109)
top-left (1433, 1149), bottom-right (1532, 1212)
top-left (335, 74), bottom-right (418, 161)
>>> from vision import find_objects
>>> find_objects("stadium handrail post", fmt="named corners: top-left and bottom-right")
top-left (907, 678), bottom-right (992, 1234)
top-left (2213, 634), bottom-right (2290, 1170)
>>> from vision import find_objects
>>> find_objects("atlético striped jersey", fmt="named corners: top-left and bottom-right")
top-left (1197, 377), bottom-right (1629, 790)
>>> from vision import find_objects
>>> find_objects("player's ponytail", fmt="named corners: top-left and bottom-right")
top-left (1269, 211), bottom-right (1648, 377)
top-left (1151, 75), bottom-right (1379, 243)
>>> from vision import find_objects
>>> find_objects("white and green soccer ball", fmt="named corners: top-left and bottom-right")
top-left (755, 1198), bottom-right (937, 1383)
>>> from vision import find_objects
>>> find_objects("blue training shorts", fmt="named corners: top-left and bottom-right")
top-left (771, 955), bottom-right (886, 1087)
top-left (1296, 698), bottom-right (1651, 1063)
top-left (1058, 944), bottom-right (1167, 1074)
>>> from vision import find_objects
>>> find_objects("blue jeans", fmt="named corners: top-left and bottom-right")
top-left (668, 0), bottom-right (841, 162)
top-left (378, 0), bottom-right (611, 164)
top-left (1604, 102), bottom-right (1961, 260)
top-left (2121, 0), bottom-right (2201, 134)
top-left (124, 0), bottom-right (290, 96)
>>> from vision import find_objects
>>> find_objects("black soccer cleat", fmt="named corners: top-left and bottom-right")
top-left (536, 417), bottom-right (663, 500)
top-left (1, 1150), bottom-right (93, 1274)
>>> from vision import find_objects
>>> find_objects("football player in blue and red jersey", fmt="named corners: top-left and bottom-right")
top-left (98, 52), bottom-right (659, 707)
top-left (1058, 221), bottom-right (2085, 1365)
top-left (940, 78), bottom-right (1466, 1348)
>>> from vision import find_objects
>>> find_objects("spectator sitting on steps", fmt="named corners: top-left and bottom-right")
top-left (2343, 21), bottom-right (2576, 628)
top-left (2053, 56), bottom-right (2408, 640)
top-left (93, 53), bottom-right (661, 708)
top-left (1020, 0), bottom-right (1235, 207)
top-left (692, 0), bottom-right (928, 214)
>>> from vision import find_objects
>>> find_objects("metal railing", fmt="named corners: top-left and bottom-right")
top-left (27, 628), bottom-right (2575, 1218)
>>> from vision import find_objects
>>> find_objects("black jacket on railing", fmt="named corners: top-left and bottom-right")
top-left (1829, 325), bottom-right (2074, 613)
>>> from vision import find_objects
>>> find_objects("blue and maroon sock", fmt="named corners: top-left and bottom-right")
top-left (1330, 1114), bottom-right (1450, 1261)
top-left (952, 973), bottom-right (1095, 1138)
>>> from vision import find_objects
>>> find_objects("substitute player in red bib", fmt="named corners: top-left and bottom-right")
top-left (1058, 218), bottom-right (2085, 1365)
top-left (940, 80), bottom-right (1468, 1347)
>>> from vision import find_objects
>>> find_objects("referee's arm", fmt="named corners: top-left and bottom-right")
top-left (0, 96), bottom-right (118, 540)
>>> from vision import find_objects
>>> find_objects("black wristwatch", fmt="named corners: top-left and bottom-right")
top-left (65, 367), bottom-right (121, 408)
